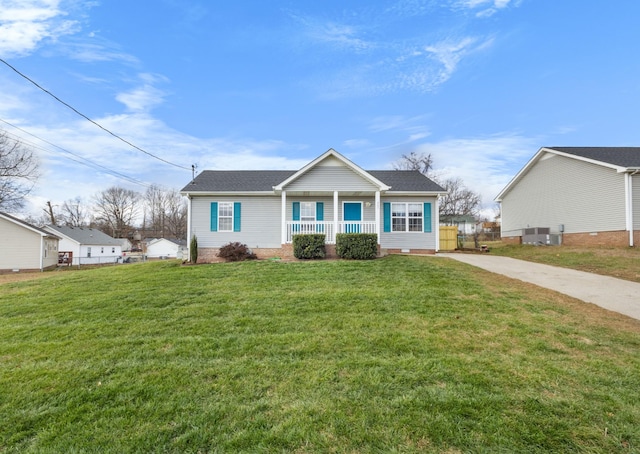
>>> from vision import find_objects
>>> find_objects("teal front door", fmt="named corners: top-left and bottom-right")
top-left (343, 202), bottom-right (362, 233)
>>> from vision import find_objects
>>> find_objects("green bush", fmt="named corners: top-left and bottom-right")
top-left (189, 235), bottom-right (198, 263)
top-left (336, 233), bottom-right (378, 259)
top-left (217, 242), bottom-right (257, 262)
top-left (292, 234), bottom-right (326, 259)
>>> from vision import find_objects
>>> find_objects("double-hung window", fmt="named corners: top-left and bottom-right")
top-left (211, 202), bottom-right (241, 232)
top-left (218, 202), bottom-right (234, 232)
top-left (391, 202), bottom-right (423, 232)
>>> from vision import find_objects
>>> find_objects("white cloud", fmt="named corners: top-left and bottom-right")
top-left (0, 0), bottom-right (79, 57)
top-left (115, 74), bottom-right (169, 113)
top-left (451, 0), bottom-right (515, 18)
top-left (289, 13), bottom-right (374, 52)
top-left (409, 133), bottom-right (538, 214)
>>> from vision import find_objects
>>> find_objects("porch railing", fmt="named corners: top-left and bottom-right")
top-left (285, 221), bottom-right (377, 244)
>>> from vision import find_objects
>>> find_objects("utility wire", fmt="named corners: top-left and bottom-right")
top-left (0, 118), bottom-right (153, 189)
top-left (0, 57), bottom-right (192, 171)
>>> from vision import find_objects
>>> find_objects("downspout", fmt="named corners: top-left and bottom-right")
top-left (186, 195), bottom-right (192, 256)
top-left (628, 170), bottom-right (639, 247)
top-left (39, 235), bottom-right (44, 272)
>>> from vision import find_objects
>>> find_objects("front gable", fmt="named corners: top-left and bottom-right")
top-left (274, 149), bottom-right (390, 193)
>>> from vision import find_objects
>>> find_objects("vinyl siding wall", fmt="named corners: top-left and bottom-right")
top-left (633, 174), bottom-right (640, 230)
top-left (191, 196), bottom-right (282, 249)
top-left (0, 219), bottom-right (55, 270)
top-left (380, 196), bottom-right (437, 250)
top-left (501, 153), bottom-right (627, 237)
top-left (285, 166), bottom-right (379, 192)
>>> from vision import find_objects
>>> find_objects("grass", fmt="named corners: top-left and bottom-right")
top-left (1, 256), bottom-right (639, 452)
top-left (488, 243), bottom-right (640, 283)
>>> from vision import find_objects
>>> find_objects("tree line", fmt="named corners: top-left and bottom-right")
top-left (0, 129), bottom-right (187, 240)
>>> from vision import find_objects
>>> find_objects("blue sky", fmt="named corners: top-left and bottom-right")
top-left (2, 0), bottom-right (640, 220)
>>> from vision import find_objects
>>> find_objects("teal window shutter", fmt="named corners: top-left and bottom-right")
top-left (292, 202), bottom-right (300, 221)
top-left (210, 202), bottom-right (218, 232)
top-left (383, 203), bottom-right (391, 232)
top-left (233, 202), bottom-right (241, 232)
top-left (316, 202), bottom-right (324, 233)
top-left (423, 202), bottom-right (432, 233)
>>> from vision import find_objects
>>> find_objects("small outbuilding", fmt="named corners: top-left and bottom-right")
top-left (145, 238), bottom-right (187, 259)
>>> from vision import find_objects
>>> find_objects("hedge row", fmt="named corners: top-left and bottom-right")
top-left (292, 233), bottom-right (378, 260)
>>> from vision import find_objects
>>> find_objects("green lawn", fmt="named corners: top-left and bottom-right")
top-left (488, 244), bottom-right (640, 283)
top-left (1, 256), bottom-right (639, 453)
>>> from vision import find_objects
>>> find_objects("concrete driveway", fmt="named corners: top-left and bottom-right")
top-left (437, 253), bottom-right (640, 321)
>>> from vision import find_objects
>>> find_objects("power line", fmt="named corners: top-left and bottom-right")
top-left (0, 57), bottom-right (192, 171)
top-left (0, 118), bottom-right (154, 189)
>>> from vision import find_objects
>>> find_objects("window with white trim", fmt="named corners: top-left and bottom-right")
top-left (218, 202), bottom-right (234, 232)
top-left (300, 202), bottom-right (316, 232)
top-left (391, 202), bottom-right (423, 232)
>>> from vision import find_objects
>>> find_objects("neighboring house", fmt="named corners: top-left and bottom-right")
top-left (0, 211), bottom-right (60, 272)
top-left (44, 225), bottom-right (123, 265)
top-left (495, 147), bottom-right (640, 247)
top-left (440, 215), bottom-right (477, 235)
top-left (181, 149), bottom-right (447, 261)
top-left (117, 238), bottom-right (133, 252)
top-left (145, 238), bottom-right (187, 259)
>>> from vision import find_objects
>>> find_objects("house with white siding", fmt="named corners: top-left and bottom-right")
top-left (44, 225), bottom-right (122, 265)
top-left (181, 149), bottom-right (447, 261)
top-left (145, 238), bottom-right (187, 259)
top-left (495, 147), bottom-right (640, 247)
top-left (0, 211), bottom-right (60, 272)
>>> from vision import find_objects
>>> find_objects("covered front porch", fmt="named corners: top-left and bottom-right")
top-left (280, 190), bottom-right (382, 245)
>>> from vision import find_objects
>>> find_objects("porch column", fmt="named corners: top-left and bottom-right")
top-left (333, 191), bottom-right (339, 239)
top-left (375, 191), bottom-right (381, 244)
top-left (281, 190), bottom-right (287, 244)
top-left (435, 195), bottom-right (441, 252)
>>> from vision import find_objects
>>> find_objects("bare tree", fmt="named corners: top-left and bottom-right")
top-left (93, 186), bottom-right (139, 238)
top-left (392, 151), bottom-right (434, 175)
top-left (394, 152), bottom-right (481, 217)
top-left (438, 177), bottom-right (482, 217)
top-left (61, 197), bottom-right (88, 227)
top-left (142, 185), bottom-right (187, 238)
top-left (0, 130), bottom-right (39, 211)
top-left (164, 190), bottom-right (188, 238)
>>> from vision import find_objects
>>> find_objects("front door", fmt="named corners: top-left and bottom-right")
top-left (343, 202), bottom-right (362, 233)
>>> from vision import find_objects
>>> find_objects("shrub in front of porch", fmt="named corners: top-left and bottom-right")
top-left (217, 242), bottom-right (257, 262)
top-left (292, 234), bottom-right (326, 259)
top-left (336, 233), bottom-right (378, 260)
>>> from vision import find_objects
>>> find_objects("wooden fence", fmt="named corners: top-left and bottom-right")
top-left (439, 226), bottom-right (458, 251)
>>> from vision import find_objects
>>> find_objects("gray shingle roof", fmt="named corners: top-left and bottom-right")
top-left (46, 225), bottom-right (121, 245)
top-left (181, 169), bottom-right (445, 193)
top-left (548, 147), bottom-right (640, 168)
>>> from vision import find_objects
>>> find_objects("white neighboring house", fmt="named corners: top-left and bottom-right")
top-left (0, 211), bottom-right (60, 272)
top-left (145, 238), bottom-right (187, 259)
top-left (44, 225), bottom-right (122, 265)
top-left (117, 238), bottom-right (133, 252)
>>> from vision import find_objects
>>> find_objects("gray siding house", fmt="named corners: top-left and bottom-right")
top-left (495, 147), bottom-right (640, 247)
top-left (44, 225), bottom-right (123, 265)
top-left (0, 211), bottom-right (60, 272)
top-left (181, 149), bottom-right (447, 260)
